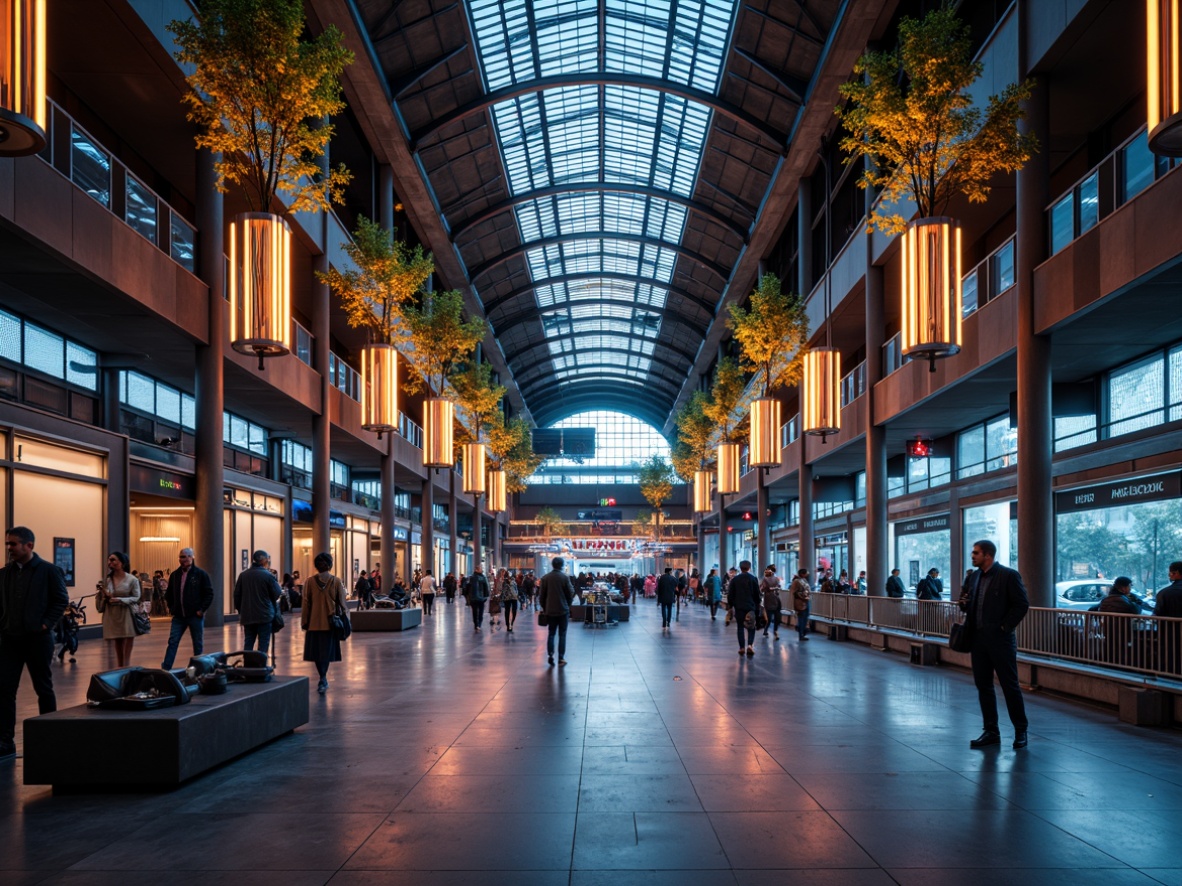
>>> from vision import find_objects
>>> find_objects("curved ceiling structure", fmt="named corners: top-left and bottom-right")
top-left (353, 0), bottom-right (847, 427)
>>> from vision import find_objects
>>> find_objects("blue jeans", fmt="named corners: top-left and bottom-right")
top-left (659, 601), bottom-right (673, 626)
top-left (161, 615), bottom-right (204, 669)
top-left (242, 622), bottom-right (273, 657)
top-left (796, 605), bottom-right (810, 639)
top-left (546, 615), bottom-right (569, 660)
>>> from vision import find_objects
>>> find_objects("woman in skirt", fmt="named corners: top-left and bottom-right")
top-left (301, 551), bottom-right (348, 694)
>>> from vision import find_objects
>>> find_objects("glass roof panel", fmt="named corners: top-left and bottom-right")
top-left (514, 193), bottom-right (688, 243)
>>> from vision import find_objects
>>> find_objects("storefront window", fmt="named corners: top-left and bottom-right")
top-left (963, 501), bottom-right (1018, 575)
top-left (893, 515), bottom-right (951, 594)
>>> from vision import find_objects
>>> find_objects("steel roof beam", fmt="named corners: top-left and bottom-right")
top-left (494, 299), bottom-right (709, 341)
top-left (511, 346), bottom-right (692, 382)
top-left (481, 271), bottom-right (718, 316)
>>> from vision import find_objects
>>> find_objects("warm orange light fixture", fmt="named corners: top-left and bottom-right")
top-left (901, 217), bottom-right (962, 372)
top-left (716, 442), bottom-right (740, 495)
top-left (423, 397), bottom-right (454, 468)
top-left (1149, 0), bottom-right (1182, 154)
top-left (802, 347), bottom-right (841, 441)
top-left (0, 0), bottom-right (46, 156)
top-left (749, 397), bottom-right (781, 467)
top-left (486, 469), bottom-right (507, 513)
top-left (693, 470), bottom-right (712, 512)
top-left (462, 442), bottom-right (486, 495)
top-left (360, 343), bottom-right (398, 438)
top-left (230, 213), bottom-right (292, 369)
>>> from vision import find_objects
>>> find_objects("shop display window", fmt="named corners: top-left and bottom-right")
top-left (963, 501), bottom-right (1017, 573)
top-left (894, 528), bottom-right (951, 594)
top-left (1056, 498), bottom-right (1182, 595)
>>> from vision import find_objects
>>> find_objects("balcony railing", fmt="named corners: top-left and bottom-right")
top-left (780, 413), bottom-right (800, 448)
top-left (398, 411), bottom-right (423, 448)
top-left (39, 100), bottom-right (197, 274)
top-left (328, 353), bottom-right (361, 402)
top-left (840, 361), bottom-right (866, 407)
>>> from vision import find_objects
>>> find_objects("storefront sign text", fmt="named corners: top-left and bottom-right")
top-left (1055, 471), bottom-right (1181, 513)
top-left (895, 514), bottom-right (950, 536)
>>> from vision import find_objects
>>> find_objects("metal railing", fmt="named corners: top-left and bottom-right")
top-left (806, 593), bottom-right (1181, 680)
top-left (840, 361), bottom-right (866, 407)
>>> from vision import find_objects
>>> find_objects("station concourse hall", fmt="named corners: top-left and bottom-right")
top-left (2, 0), bottom-right (1182, 883)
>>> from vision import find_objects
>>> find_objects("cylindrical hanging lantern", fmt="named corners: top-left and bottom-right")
top-left (360, 343), bottom-right (398, 438)
top-left (717, 442), bottom-right (740, 495)
top-left (1149, 0), bottom-right (1182, 154)
top-left (900, 217), bottom-right (962, 372)
top-left (749, 397), bottom-right (782, 468)
top-left (230, 212), bottom-right (292, 370)
top-left (693, 470), bottom-right (712, 513)
top-left (423, 397), bottom-right (455, 468)
top-left (486, 469), bottom-right (507, 514)
top-left (462, 442), bottom-right (486, 495)
top-left (802, 347), bottom-right (841, 441)
top-left (0, 0), bottom-right (47, 156)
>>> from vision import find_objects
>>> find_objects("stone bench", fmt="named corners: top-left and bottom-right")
top-left (350, 607), bottom-right (422, 631)
top-left (24, 676), bottom-right (309, 789)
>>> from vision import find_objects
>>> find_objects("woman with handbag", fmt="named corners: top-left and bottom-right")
top-left (791, 568), bottom-right (812, 642)
top-left (98, 551), bottom-right (141, 667)
top-left (760, 565), bottom-right (783, 640)
top-left (301, 552), bottom-right (348, 694)
top-left (499, 569), bottom-right (519, 633)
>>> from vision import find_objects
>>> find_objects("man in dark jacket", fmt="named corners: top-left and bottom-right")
top-left (540, 557), bottom-right (576, 666)
top-left (916, 568), bottom-right (943, 600)
top-left (233, 550), bottom-right (282, 656)
top-left (728, 560), bottom-right (762, 656)
top-left (885, 569), bottom-right (906, 598)
top-left (960, 539), bottom-right (1030, 750)
top-left (1153, 561), bottom-right (1182, 673)
top-left (467, 564), bottom-right (490, 631)
top-left (161, 547), bottom-right (215, 669)
top-left (0, 526), bottom-right (68, 760)
top-left (656, 567), bottom-right (678, 630)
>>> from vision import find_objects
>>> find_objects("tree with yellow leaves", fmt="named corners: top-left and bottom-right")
top-left (835, 4), bottom-right (1036, 234)
top-left (170, 0), bottom-right (353, 214)
top-left (671, 390), bottom-right (713, 482)
top-left (703, 356), bottom-right (748, 445)
top-left (400, 289), bottom-right (486, 397)
top-left (728, 273), bottom-right (809, 397)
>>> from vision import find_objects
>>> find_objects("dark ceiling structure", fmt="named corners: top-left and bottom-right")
top-left (351, 0), bottom-right (848, 430)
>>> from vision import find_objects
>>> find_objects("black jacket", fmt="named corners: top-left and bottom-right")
top-left (960, 563), bottom-right (1029, 635)
top-left (467, 571), bottom-right (490, 602)
top-left (166, 564), bottom-right (214, 618)
top-left (539, 569), bottom-right (576, 617)
top-left (885, 575), bottom-right (906, 598)
top-left (916, 575), bottom-right (943, 600)
top-left (0, 553), bottom-right (68, 635)
top-left (1154, 579), bottom-right (1182, 618)
top-left (728, 571), bottom-right (762, 613)
top-left (656, 573), bottom-right (678, 605)
top-left (233, 566), bottom-right (281, 625)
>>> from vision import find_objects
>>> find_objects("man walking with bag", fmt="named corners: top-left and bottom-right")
top-left (540, 557), bottom-right (575, 666)
top-left (729, 561), bottom-right (762, 657)
top-left (233, 550), bottom-right (282, 657)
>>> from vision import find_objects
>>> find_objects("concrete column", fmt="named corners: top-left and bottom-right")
top-left (697, 520), bottom-right (706, 575)
top-left (799, 458), bottom-right (814, 579)
top-left (756, 470), bottom-right (770, 570)
top-left (717, 496), bottom-right (728, 581)
top-left (449, 469), bottom-right (458, 574)
top-left (421, 476), bottom-right (434, 574)
top-left (377, 164), bottom-right (397, 585)
top-left (311, 238), bottom-right (332, 556)
top-left (100, 367), bottom-right (121, 433)
top-left (1016, 8), bottom-right (1053, 605)
top-left (864, 260), bottom-right (888, 594)
top-left (472, 495), bottom-right (482, 573)
top-left (194, 149), bottom-right (225, 625)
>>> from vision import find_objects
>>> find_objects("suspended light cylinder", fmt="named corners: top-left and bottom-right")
top-left (0, 0), bottom-right (46, 156)
top-left (1149, 0), bottom-right (1182, 154)
top-left (486, 469), bottom-right (507, 514)
top-left (462, 442), bottom-right (486, 495)
top-left (693, 470), bottom-right (713, 513)
top-left (900, 217), bottom-right (962, 372)
top-left (359, 343), bottom-right (398, 438)
top-left (229, 212), bottom-right (292, 370)
top-left (717, 442), bottom-right (740, 495)
top-left (423, 397), bottom-right (454, 468)
top-left (802, 347), bottom-right (841, 441)
top-left (749, 397), bottom-right (781, 467)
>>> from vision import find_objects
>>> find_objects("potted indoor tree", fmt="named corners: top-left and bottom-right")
top-left (704, 356), bottom-right (748, 495)
top-left (728, 272), bottom-right (809, 468)
top-left (637, 454), bottom-right (676, 546)
top-left (672, 390), bottom-right (715, 514)
top-left (401, 288), bottom-right (487, 468)
top-left (170, 0), bottom-right (353, 369)
top-left (318, 217), bottom-right (434, 437)
top-left (835, 4), bottom-right (1036, 370)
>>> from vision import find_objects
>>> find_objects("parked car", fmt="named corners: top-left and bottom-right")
top-left (1055, 579), bottom-right (1155, 612)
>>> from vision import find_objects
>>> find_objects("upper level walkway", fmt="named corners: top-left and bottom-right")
top-left (3, 595), bottom-right (1181, 884)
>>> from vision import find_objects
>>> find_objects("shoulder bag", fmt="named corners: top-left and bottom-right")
top-left (324, 577), bottom-right (351, 641)
top-left (271, 603), bottom-right (285, 633)
top-left (948, 617), bottom-right (974, 653)
top-left (130, 603), bottom-right (152, 636)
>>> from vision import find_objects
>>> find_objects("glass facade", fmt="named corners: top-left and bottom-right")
top-left (0, 309), bottom-right (99, 391)
top-left (530, 410), bottom-right (671, 483)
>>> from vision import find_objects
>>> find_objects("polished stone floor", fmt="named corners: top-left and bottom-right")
top-left (2, 595), bottom-right (1181, 885)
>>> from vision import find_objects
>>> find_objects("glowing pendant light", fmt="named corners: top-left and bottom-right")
top-left (359, 343), bottom-right (398, 438)
top-left (423, 397), bottom-right (454, 468)
top-left (802, 347), bottom-right (841, 441)
top-left (229, 212), bottom-right (292, 369)
top-left (717, 442), bottom-right (740, 495)
top-left (486, 469), bottom-right (506, 514)
top-left (462, 442), bottom-right (486, 495)
top-left (749, 397), bottom-right (781, 467)
top-left (693, 470), bottom-right (713, 513)
top-left (1149, 0), bottom-right (1182, 154)
top-left (0, 0), bottom-right (46, 156)
top-left (900, 217), bottom-right (962, 372)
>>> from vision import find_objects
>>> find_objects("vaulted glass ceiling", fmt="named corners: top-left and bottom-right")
top-left (466, 0), bottom-right (738, 389)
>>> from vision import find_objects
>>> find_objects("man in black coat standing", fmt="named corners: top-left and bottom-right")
top-left (960, 539), bottom-right (1030, 749)
top-left (161, 547), bottom-right (215, 669)
top-left (233, 550), bottom-right (282, 657)
top-left (540, 557), bottom-right (576, 666)
top-left (656, 567), bottom-right (678, 631)
top-left (885, 569), bottom-right (906, 598)
top-left (467, 564), bottom-right (490, 632)
top-left (728, 560), bottom-right (762, 657)
top-left (0, 526), bottom-right (68, 761)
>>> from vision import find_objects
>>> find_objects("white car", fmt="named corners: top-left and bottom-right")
top-left (1054, 579), bottom-right (1154, 612)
